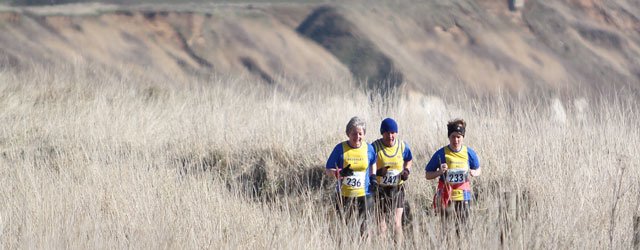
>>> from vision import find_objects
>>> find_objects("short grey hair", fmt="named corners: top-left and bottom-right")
top-left (345, 116), bottom-right (366, 135)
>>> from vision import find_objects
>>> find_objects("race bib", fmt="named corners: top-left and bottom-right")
top-left (381, 169), bottom-right (401, 186)
top-left (446, 169), bottom-right (468, 184)
top-left (342, 171), bottom-right (366, 188)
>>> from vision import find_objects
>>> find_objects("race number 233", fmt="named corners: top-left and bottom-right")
top-left (446, 169), bottom-right (468, 184)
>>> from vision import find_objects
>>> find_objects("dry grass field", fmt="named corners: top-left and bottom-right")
top-left (0, 64), bottom-right (639, 249)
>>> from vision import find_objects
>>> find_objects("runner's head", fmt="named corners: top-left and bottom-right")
top-left (380, 118), bottom-right (398, 134)
top-left (447, 118), bottom-right (466, 150)
top-left (380, 118), bottom-right (398, 147)
top-left (447, 118), bottom-right (466, 137)
top-left (346, 116), bottom-right (366, 148)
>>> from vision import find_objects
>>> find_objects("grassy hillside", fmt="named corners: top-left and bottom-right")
top-left (3, 0), bottom-right (324, 5)
top-left (0, 64), bottom-right (638, 248)
top-left (1, 1), bottom-right (639, 97)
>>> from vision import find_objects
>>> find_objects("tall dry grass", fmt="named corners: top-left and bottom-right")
top-left (0, 64), bottom-right (638, 249)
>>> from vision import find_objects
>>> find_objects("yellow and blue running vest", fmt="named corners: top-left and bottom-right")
top-left (443, 145), bottom-right (472, 201)
top-left (426, 145), bottom-right (480, 204)
top-left (373, 139), bottom-right (406, 186)
top-left (339, 142), bottom-right (370, 197)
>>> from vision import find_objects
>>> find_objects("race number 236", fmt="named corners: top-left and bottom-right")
top-left (344, 177), bottom-right (362, 187)
top-left (343, 172), bottom-right (365, 188)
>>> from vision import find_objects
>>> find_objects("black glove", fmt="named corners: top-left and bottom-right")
top-left (339, 164), bottom-right (353, 177)
top-left (369, 175), bottom-right (378, 193)
top-left (376, 166), bottom-right (390, 177)
top-left (400, 168), bottom-right (410, 181)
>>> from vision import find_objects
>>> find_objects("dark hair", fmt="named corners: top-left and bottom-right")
top-left (447, 118), bottom-right (466, 137)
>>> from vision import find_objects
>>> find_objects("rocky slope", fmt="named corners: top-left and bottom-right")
top-left (0, 0), bottom-right (638, 96)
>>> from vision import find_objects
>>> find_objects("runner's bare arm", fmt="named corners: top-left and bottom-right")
top-left (325, 169), bottom-right (338, 179)
top-left (425, 163), bottom-right (447, 180)
top-left (403, 159), bottom-right (413, 172)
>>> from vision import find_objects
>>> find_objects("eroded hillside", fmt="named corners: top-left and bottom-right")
top-left (0, 0), bottom-right (639, 96)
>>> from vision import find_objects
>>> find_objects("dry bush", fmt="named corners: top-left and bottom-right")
top-left (0, 64), bottom-right (638, 249)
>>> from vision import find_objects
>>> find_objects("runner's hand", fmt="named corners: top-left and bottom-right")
top-left (439, 163), bottom-right (448, 175)
top-left (376, 166), bottom-right (390, 177)
top-left (369, 175), bottom-right (378, 193)
top-left (401, 168), bottom-right (410, 181)
top-left (339, 164), bottom-right (353, 177)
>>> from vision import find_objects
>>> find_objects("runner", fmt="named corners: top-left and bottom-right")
top-left (372, 118), bottom-right (413, 245)
top-left (425, 118), bottom-right (481, 227)
top-left (325, 116), bottom-right (377, 237)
